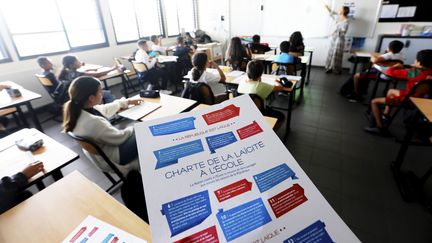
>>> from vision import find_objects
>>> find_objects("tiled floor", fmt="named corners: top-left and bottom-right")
top-left (28, 67), bottom-right (432, 242)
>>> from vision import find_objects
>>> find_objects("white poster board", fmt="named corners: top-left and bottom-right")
top-left (135, 95), bottom-right (359, 243)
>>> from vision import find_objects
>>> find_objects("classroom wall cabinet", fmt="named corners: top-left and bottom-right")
top-left (376, 35), bottom-right (432, 65)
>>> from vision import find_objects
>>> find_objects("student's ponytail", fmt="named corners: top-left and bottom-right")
top-left (191, 52), bottom-right (208, 81)
top-left (63, 76), bottom-right (101, 132)
top-left (58, 55), bottom-right (78, 81)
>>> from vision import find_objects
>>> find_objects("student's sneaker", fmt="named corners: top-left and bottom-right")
top-left (159, 90), bottom-right (173, 95)
top-left (325, 69), bottom-right (332, 74)
top-left (346, 93), bottom-right (362, 103)
top-left (363, 126), bottom-right (391, 136)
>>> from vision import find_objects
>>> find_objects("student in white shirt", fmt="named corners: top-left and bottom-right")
top-left (134, 40), bottom-right (171, 94)
top-left (187, 52), bottom-right (226, 93)
top-left (348, 40), bottom-right (405, 102)
top-left (150, 35), bottom-right (167, 55)
top-left (63, 76), bottom-right (142, 172)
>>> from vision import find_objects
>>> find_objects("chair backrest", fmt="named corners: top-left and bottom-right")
top-left (35, 74), bottom-right (54, 87)
top-left (408, 79), bottom-right (432, 100)
top-left (379, 59), bottom-right (404, 67)
top-left (67, 131), bottom-right (126, 181)
top-left (273, 62), bottom-right (297, 75)
top-left (181, 82), bottom-right (216, 105)
top-left (249, 94), bottom-right (265, 111)
top-left (132, 61), bottom-right (149, 73)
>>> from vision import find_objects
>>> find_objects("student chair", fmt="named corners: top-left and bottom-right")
top-left (35, 74), bottom-right (66, 122)
top-left (114, 58), bottom-right (139, 95)
top-left (67, 132), bottom-right (127, 193)
top-left (368, 60), bottom-right (405, 101)
top-left (131, 61), bottom-right (154, 90)
top-left (181, 82), bottom-right (228, 105)
top-left (385, 79), bottom-right (432, 129)
top-left (0, 107), bottom-right (22, 132)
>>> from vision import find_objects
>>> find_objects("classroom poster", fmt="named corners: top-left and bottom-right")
top-left (135, 95), bottom-right (359, 243)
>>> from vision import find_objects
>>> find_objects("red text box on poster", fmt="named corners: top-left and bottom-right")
top-left (214, 179), bottom-right (253, 202)
top-left (202, 105), bottom-right (240, 125)
top-left (268, 184), bottom-right (308, 218)
top-left (236, 121), bottom-right (263, 140)
top-left (174, 226), bottom-right (219, 243)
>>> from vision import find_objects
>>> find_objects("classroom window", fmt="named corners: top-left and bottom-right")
top-left (161, 0), bottom-right (196, 37)
top-left (0, 35), bottom-right (11, 63)
top-left (0, 0), bottom-right (107, 58)
top-left (108, 0), bottom-right (162, 43)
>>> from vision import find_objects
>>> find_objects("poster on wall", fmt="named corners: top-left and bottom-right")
top-left (135, 95), bottom-right (360, 243)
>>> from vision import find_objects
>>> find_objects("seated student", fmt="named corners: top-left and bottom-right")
top-left (174, 36), bottom-right (193, 78)
top-left (0, 161), bottom-right (45, 214)
top-left (365, 49), bottom-right (432, 135)
top-left (150, 35), bottom-right (167, 55)
top-left (63, 76), bottom-right (142, 169)
top-left (184, 32), bottom-right (195, 46)
top-left (247, 34), bottom-right (271, 54)
top-left (37, 57), bottom-right (69, 103)
top-left (289, 31), bottom-right (305, 56)
top-left (187, 52), bottom-right (226, 96)
top-left (225, 37), bottom-right (252, 71)
top-left (134, 40), bottom-right (171, 94)
top-left (237, 60), bottom-right (285, 129)
top-left (273, 41), bottom-right (297, 75)
top-left (58, 55), bottom-right (117, 103)
top-left (348, 40), bottom-right (405, 102)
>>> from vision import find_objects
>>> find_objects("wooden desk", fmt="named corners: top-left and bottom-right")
top-left (0, 81), bottom-right (43, 131)
top-left (226, 74), bottom-right (298, 140)
top-left (410, 97), bottom-right (432, 122)
top-left (138, 94), bottom-right (197, 121)
top-left (0, 128), bottom-right (79, 189)
top-left (351, 51), bottom-right (381, 76)
top-left (304, 47), bottom-right (314, 85)
top-left (0, 171), bottom-right (151, 243)
top-left (192, 104), bottom-right (277, 128)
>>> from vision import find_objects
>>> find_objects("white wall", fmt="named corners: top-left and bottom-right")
top-left (0, 0), bottom-right (176, 109)
top-left (198, 0), bottom-right (432, 68)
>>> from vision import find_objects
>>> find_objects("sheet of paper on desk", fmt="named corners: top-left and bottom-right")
top-left (118, 102), bottom-right (161, 121)
top-left (62, 215), bottom-right (147, 243)
top-left (135, 95), bottom-right (359, 243)
top-left (158, 55), bottom-right (178, 63)
top-left (227, 70), bottom-right (244, 77)
top-left (279, 75), bottom-right (302, 81)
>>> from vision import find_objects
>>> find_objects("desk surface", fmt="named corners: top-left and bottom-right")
top-left (192, 104), bottom-right (277, 128)
top-left (138, 94), bottom-right (197, 121)
top-left (227, 74), bottom-right (298, 92)
top-left (0, 171), bottom-right (151, 243)
top-left (410, 97), bottom-right (432, 122)
top-left (77, 63), bottom-right (103, 72)
top-left (183, 67), bottom-right (245, 83)
top-left (0, 81), bottom-right (42, 110)
top-left (252, 54), bottom-right (309, 64)
top-left (0, 128), bottom-right (79, 184)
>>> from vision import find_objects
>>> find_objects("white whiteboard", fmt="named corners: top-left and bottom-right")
top-left (261, 0), bottom-right (382, 38)
top-left (261, 0), bottom-right (333, 38)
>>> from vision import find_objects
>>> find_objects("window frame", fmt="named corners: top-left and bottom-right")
top-left (108, 0), bottom-right (163, 45)
top-left (1, 0), bottom-right (109, 60)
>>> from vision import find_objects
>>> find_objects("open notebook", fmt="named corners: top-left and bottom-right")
top-left (118, 102), bottom-right (161, 121)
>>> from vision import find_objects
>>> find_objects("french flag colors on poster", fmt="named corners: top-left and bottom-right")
top-left (135, 95), bottom-right (359, 242)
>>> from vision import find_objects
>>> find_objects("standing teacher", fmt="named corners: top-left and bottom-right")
top-left (324, 5), bottom-right (350, 74)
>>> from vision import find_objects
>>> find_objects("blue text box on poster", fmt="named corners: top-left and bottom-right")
top-left (216, 198), bottom-right (272, 242)
top-left (161, 190), bottom-right (212, 237)
top-left (149, 117), bottom-right (196, 136)
top-left (206, 131), bottom-right (237, 154)
top-left (284, 220), bottom-right (334, 243)
top-left (154, 139), bottom-right (204, 169)
top-left (253, 163), bottom-right (298, 193)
